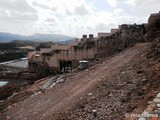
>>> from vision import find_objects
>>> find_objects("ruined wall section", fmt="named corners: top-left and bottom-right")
top-left (96, 24), bottom-right (145, 57)
top-left (148, 12), bottom-right (160, 26)
top-left (28, 37), bottom-right (97, 74)
top-left (28, 24), bottom-right (145, 74)
top-left (147, 12), bottom-right (160, 59)
top-left (146, 12), bottom-right (160, 41)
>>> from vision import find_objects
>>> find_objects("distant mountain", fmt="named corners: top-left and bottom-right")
top-left (0, 32), bottom-right (75, 43)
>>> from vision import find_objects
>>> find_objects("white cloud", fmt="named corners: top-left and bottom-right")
top-left (74, 4), bottom-right (90, 16)
top-left (0, 0), bottom-right (36, 13)
top-left (125, 0), bottom-right (137, 6)
top-left (106, 0), bottom-right (118, 7)
top-left (0, 0), bottom-right (159, 38)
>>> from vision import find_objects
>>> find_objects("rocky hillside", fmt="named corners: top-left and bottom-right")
top-left (51, 13), bottom-right (160, 120)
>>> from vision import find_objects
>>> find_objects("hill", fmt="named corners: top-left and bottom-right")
top-left (0, 32), bottom-right (75, 43)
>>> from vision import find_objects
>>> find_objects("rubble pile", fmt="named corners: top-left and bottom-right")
top-left (32, 75), bottom-right (66, 96)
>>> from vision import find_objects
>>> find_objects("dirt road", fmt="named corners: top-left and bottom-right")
top-left (1, 43), bottom-right (149, 120)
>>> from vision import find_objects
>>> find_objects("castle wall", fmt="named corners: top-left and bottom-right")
top-left (97, 24), bottom-right (145, 56)
top-left (28, 24), bottom-right (145, 74)
top-left (98, 33), bottom-right (111, 38)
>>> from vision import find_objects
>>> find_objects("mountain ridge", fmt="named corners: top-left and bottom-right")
top-left (0, 32), bottom-right (75, 43)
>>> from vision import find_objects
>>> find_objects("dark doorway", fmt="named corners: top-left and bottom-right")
top-left (59, 61), bottom-right (72, 73)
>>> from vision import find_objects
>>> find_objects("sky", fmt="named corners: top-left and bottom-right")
top-left (0, 0), bottom-right (159, 38)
